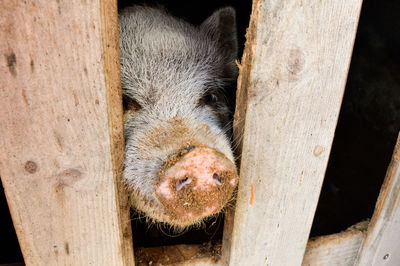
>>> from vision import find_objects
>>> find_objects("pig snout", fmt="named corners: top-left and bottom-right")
top-left (156, 146), bottom-right (237, 225)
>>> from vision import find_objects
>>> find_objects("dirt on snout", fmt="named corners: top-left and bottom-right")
top-left (156, 146), bottom-right (237, 226)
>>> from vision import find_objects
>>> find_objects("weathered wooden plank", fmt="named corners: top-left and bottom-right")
top-left (302, 221), bottom-right (368, 266)
top-left (222, 0), bottom-right (363, 265)
top-left (355, 134), bottom-right (400, 266)
top-left (0, 1), bottom-right (134, 265)
top-left (133, 221), bottom-right (367, 266)
top-left (135, 243), bottom-right (222, 266)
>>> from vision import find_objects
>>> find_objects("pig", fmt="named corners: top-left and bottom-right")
top-left (119, 5), bottom-right (238, 227)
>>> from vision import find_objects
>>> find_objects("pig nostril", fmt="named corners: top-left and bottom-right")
top-left (213, 173), bottom-right (224, 186)
top-left (176, 177), bottom-right (192, 191)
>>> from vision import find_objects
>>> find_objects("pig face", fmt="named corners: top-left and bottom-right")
top-left (119, 6), bottom-right (238, 227)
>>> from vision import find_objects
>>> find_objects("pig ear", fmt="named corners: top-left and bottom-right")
top-left (200, 7), bottom-right (238, 63)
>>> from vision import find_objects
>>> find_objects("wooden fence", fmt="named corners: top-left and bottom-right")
top-left (1, 0), bottom-right (399, 265)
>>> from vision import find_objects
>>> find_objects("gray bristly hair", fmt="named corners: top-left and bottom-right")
top-left (119, 5), bottom-right (238, 227)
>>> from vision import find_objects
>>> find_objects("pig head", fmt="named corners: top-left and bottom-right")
top-left (119, 6), bottom-right (238, 227)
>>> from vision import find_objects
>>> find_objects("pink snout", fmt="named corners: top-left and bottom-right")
top-left (156, 146), bottom-right (237, 225)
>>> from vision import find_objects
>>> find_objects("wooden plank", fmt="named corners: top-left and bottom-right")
top-left (302, 221), bottom-right (368, 266)
top-left (100, 0), bottom-right (135, 263)
top-left (222, 0), bottom-right (363, 265)
top-left (0, 1), bottom-right (134, 265)
top-left (135, 243), bottom-right (222, 266)
top-left (133, 221), bottom-right (367, 266)
top-left (355, 134), bottom-right (400, 266)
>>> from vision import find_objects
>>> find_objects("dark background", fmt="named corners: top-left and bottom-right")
top-left (1, 0), bottom-right (399, 262)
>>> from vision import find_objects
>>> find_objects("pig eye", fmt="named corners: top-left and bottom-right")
top-left (123, 94), bottom-right (142, 111)
top-left (198, 93), bottom-right (218, 107)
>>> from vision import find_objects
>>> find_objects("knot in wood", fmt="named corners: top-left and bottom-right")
top-left (24, 161), bottom-right (37, 174)
top-left (287, 49), bottom-right (305, 76)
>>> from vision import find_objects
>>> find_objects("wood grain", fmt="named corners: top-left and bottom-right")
top-left (223, 0), bottom-right (363, 265)
top-left (302, 221), bottom-right (368, 266)
top-left (355, 133), bottom-right (400, 266)
top-left (133, 221), bottom-right (367, 266)
top-left (135, 243), bottom-right (222, 266)
top-left (0, 0), bottom-right (134, 265)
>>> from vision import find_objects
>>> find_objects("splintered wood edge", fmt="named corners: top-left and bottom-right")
top-left (221, 0), bottom-right (262, 262)
top-left (231, 0), bottom-right (262, 156)
top-left (134, 221), bottom-right (368, 266)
